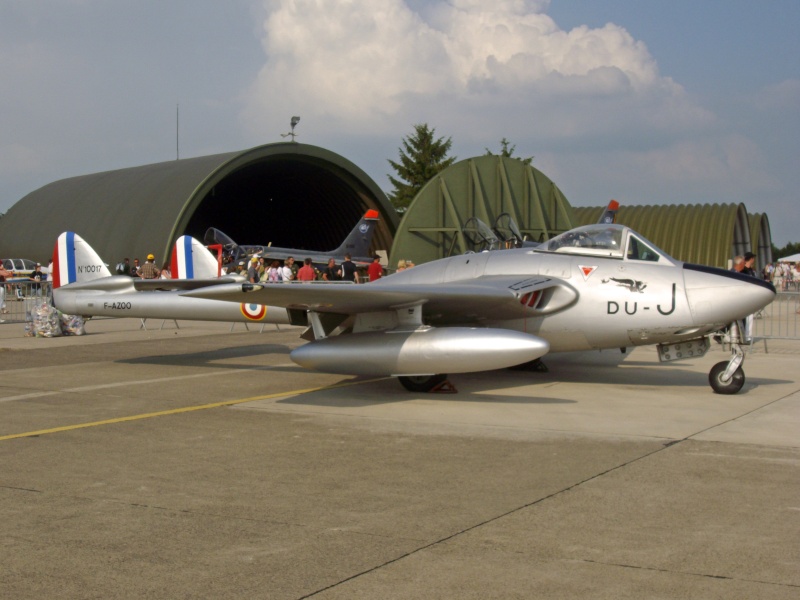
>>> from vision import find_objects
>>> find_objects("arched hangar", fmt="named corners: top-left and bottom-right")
top-left (389, 155), bottom-right (577, 267)
top-left (0, 143), bottom-right (398, 266)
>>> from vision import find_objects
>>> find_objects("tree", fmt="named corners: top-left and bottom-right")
top-left (388, 124), bottom-right (456, 212)
top-left (485, 137), bottom-right (533, 165)
top-left (772, 241), bottom-right (800, 260)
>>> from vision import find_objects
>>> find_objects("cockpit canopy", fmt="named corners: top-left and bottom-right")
top-left (538, 224), bottom-right (669, 262)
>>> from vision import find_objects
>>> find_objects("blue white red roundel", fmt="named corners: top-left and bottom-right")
top-left (240, 303), bottom-right (267, 321)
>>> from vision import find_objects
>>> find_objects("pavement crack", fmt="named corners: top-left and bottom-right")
top-left (0, 484), bottom-right (43, 494)
top-left (296, 442), bottom-right (681, 599)
top-left (576, 558), bottom-right (800, 589)
top-left (686, 389), bottom-right (800, 442)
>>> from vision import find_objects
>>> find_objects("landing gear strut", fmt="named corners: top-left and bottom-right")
top-left (709, 320), bottom-right (747, 394)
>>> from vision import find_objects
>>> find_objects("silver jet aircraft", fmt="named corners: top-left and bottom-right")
top-left (184, 223), bottom-right (775, 394)
top-left (51, 231), bottom-right (291, 325)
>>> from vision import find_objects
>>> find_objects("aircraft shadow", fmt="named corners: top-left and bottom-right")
top-left (276, 379), bottom-right (577, 408)
top-left (118, 343), bottom-right (297, 372)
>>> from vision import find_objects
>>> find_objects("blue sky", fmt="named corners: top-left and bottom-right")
top-left (1, 0), bottom-right (798, 245)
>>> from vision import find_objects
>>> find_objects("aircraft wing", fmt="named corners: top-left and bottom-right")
top-left (182, 276), bottom-right (576, 323)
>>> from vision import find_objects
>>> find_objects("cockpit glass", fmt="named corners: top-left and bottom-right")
top-left (626, 234), bottom-right (662, 262)
top-left (540, 225), bottom-right (625, 257)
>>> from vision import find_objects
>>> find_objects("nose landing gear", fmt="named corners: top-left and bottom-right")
top-left (709, 320), bottom-right (747, 394)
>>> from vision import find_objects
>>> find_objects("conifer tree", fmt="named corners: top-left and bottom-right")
top-left (485, 137), bottom-right (533, 165)
top-left (388, 124), bottom-right (456, 212)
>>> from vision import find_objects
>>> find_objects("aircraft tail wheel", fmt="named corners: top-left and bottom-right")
top-left (709, 361), bottom-right (745, 395)
top-left (398, 374), bottom-right (448, 393)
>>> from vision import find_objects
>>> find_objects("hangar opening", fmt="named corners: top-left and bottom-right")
top-left (184, 154), bottom-right (391, 254)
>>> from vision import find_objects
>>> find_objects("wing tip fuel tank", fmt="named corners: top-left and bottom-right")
top-left (290, 327), bottom-right (550, 376)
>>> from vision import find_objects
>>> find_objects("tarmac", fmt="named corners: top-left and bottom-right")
top-left (1, 317), bottom-right (798, 599)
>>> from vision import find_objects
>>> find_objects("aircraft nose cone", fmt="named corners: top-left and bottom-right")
top-left (683, 263), bottom-right (775, 325)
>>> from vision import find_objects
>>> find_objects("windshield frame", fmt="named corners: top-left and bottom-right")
top-left (535, 224), bottom-right (676, 264)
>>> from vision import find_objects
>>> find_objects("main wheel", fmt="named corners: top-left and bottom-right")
top-left (709, 361), bottom-right (745, 395)
top-left (398, 374), bottom-right (448, 393)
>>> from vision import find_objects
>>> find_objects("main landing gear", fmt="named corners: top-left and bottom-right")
top-left (398, 374), bottom-right (452, 393)
top-left (709, 320), bottom-right (748, 395)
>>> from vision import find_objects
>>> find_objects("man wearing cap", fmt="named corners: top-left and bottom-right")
top-left (139, 254), bottom-right (160, 279)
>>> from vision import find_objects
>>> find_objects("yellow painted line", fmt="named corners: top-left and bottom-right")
top-left (0, 378), bottom-right (382, 442)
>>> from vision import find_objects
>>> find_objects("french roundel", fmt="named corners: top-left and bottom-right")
top-left (240, 303), bottom-right (267, 321)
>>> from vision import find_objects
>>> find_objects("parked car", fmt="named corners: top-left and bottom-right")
top-left (1, 258), bottom-right (50, 279)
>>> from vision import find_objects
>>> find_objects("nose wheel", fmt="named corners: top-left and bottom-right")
top-left (709, 361), bottom-right (745, 394)
top-left (709, 320), bottom-right (747, 394)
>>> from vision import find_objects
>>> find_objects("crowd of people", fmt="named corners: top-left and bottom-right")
top-left (113, 251), bottom-right (417, 284)
top-left (731, 251), bottom-right (800, 291)
top-left (761, 261), bottom-right (800, 291)
top-left (115, 254), bottom-right (167, 279)
top-left (221, 252), bottom-right (412, 284)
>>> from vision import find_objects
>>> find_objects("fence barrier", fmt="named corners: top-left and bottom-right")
top-left (1, 281), bottom-right (53, 324)
top-left (751, 291), bottom-right (800, 345)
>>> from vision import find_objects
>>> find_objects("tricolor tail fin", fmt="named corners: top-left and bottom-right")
top-left (170, 236), bottom-right (221, 279)
top-left (51, 232), bottom-right (112, 289)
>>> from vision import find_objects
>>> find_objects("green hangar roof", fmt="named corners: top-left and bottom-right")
top-left (0, 143), bottom-right (398, 266)
top-left (389, 156), bottom-right (577, 267)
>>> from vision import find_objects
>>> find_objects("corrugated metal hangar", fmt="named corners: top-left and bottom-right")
top-left (0, 143), bottom-right (398, 266)
top-left (389, 156), bottom-right (577, 267)
top-left (0, 146), bottom-right (772, 272)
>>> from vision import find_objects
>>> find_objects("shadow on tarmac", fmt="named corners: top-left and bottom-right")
top-left (118, 343), bottom-right (295, 371)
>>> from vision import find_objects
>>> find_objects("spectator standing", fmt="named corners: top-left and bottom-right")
top-left (341, 253), bottom-right (359, 283)
top-left (257, 257), bottom-right (267, 282)
top-left (731, 256), bottom-right (744, 272)
top-left (267, 260), bottom-right (283, 282)
top-left (322, 258), bottom-right (341, 281)
top-left (130, 258), bottom-right (141, 278)
top-left (297, 258), bottom-right (316, 281)
top-left (247, 257), bottom-right (260, 283)
top-left (28, 263), bottom-right (47, 295)
top-left (367, 255), bottom-right (383, 282)
top-left (281, 260), bottom-right (294, 283)
top-left (139, 254), bottom-right (160, 279)
top-left (286, 256), bottom-right (298, 280)
top-left (742, 252), bottom-right (757, 277)
top-left (0, 260), bottom-right (11, 315)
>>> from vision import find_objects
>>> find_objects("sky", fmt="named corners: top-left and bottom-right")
top-left (1, 0), bottom-right (798, 244)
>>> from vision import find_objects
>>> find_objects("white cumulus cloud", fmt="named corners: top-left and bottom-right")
top-left (242, 0), bottom-right (711, 144)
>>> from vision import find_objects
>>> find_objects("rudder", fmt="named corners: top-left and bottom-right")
top-left (51, 232), bottom-right (112, 289)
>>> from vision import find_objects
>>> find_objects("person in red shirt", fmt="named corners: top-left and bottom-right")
top-left (297, 257), bottom-right (317, 281)
top-left (367, 255), bottom-right (383, 282)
